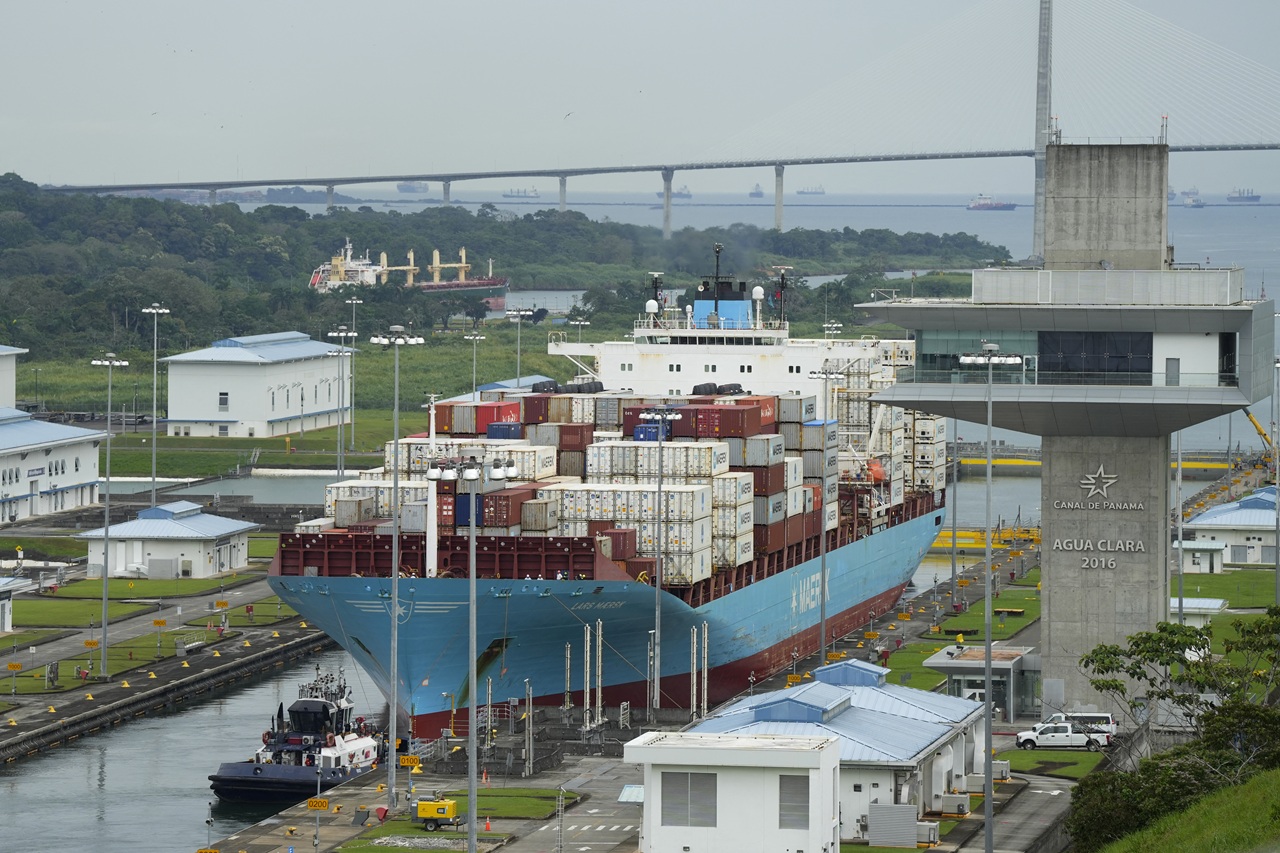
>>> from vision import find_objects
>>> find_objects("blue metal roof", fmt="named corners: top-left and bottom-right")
top-left (0, 408), bottom-right (104, 451)
top-left (77, 501), bottom-right (260, 540)
top-left (1189, 486), bottom-right (1276, 528)
top-left (162, 332), bottom-right (350, 365)
top-left (690, 663), bottom-right (982, 764)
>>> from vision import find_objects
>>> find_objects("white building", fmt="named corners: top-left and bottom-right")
top-left (686, 659), bottom-right (985, 847)
top-left (1182, 486), bottom-right (1278, 570)
top-left (0, 408), bottom-right (104, 524)
top-left (77, 500), bottom-right (260, 579)
top-left (161, 332), bottom-right (351, 439)
top-left (624, 731), bottom-right (840, 853)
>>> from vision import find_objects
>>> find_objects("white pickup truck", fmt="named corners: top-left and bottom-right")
top-left (1016, 722), bottom-right (1110, 751)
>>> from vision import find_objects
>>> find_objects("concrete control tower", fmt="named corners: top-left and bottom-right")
top-left (861, 143), bottom-right (1274, 711)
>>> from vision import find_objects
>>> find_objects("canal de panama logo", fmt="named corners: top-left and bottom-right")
top-left (1079, 464), bottom-right (1119, 498)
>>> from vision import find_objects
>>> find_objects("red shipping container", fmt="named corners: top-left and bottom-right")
top-left (671, 406), bottom-right (701, 438)
top-left (436, 494), bottom-right (456, 528)
top-left (482, 488), bottom-right (532, 527)
top-left (735, 395), bottom-right (777, 425)
top-left (754, 520), bottom-right (787, 554)
top-left (434, 401), bottom-right (458, 433)
top-left (736, 463), bottom-right (786, 496)
top-left (626, 556), bottom-right (658, 581)
top-left (523, 394), bottom-right (553, 425)
top-left (476, 401), bottom-right (521, 433)
top-left (600, 527), bottom-right (638, 560)
top-left (558, 422), bottom-right (594, 453)
top-left (804, 509), bottom-right (820, 539)
top-left (696, 405), bottom-right (761, 439)
top-left (785, 514), bottom-right (805, 546)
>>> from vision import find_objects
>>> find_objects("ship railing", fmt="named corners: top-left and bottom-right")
top-left (632, 315), bottom-right (789, 333)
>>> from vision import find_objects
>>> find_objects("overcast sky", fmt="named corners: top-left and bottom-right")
top-left (6, 0), bottom-right (1280, 196)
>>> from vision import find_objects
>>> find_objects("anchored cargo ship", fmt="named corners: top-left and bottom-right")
top-left (967, 194), bottom-right (1017, 211)
top-left (309, 241), bottom-right (507, 309)
top-left (271, 266), bottom-right (945, 739)
top-left (1228, 188), bottom-right (1261, 203)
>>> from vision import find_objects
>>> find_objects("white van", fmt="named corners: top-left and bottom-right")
top-left (1041, 712), bottom-right (1117, 736)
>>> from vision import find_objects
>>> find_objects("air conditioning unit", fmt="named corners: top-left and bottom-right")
top-left (992, 759), bottom-right (1011, 781)
top-left (917, 822), bottom-right (940, 844)
top-left (939, 793), bottom-right (970, 814)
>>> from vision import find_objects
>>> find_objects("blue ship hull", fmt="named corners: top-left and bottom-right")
top-left (270, 509), bottom-right (942, 737)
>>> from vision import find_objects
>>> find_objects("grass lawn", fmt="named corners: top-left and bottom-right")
top-left (336, 787), bottom-right (580, 851)
top-left (186, 596), bottom-right (297, 628)
top-left (1171, 568), bottom-right (1276, 608)
top-left (936, 585), bottom-right (1041, 641)
top-left (999, 747), bottom-right (1104, 779)
top-left (9, 627), bottom-right (224, 693)
top-left (0, 537), bottom-right (87, 561)
top-left (0, 628), bottom-right (62, 651)
top-left (1098, 766), bottom-right (1280, 853)
top-left (1010, 566), bottom-right (1041, 587)
top-left (882, 641), bottom-right (950, 691)
top-left (248, 534), bottom-right (279, 559)
top-left (44, 574), bottom-right (257, 601)
top-left (14, 597), bottom-right (154, 628)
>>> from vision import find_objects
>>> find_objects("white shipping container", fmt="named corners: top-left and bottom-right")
top-left (712, 471), bottom-right (755, 506)
top-left (358, 466), bottom-right (386, 480)
top-left (786, 486), bottom-right (805, 517)
top-left (803, 448), bottom-right (839, 479)
top-left (778, 394), bottom-right (817, 423)
top-left (660, 548), bottom-right (713, 586)
top-left (783, 456), bottom-right (804, 489)
top-left (891, 476), bottom-right (905, 506)
top-left (711, 503), bottom-right (754, 536)
top-left (521, 498), bottom-right (560, 530)
top-left (587, 487), bottom-right (617, 520)
top-left (801, 420), bottom-right (838, 450)
top-left (559, 520), bottom-right (591, 537)
top-left (713, 532), bottom-right (755, 567)
top-left (586, 444), bottom-right (613, 477)
top-left (754, 492), bottom-right (787, 526)
top-left (824, 503), bottom-right (839, 532)
top-left (743, 434), bottom-right (787, 467)
top-left (294, 517), bottom-right (336, 534)
top-left (400, 499), bottom-right (432, 533)
top-left (637, 517), bottom-right (713, 554)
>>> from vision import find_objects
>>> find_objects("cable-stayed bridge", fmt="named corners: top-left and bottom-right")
top-left (43, 0), bottom-right (1280, 245)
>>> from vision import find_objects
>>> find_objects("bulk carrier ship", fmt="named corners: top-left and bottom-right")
top-left (270, 269), bottom-right (946, 739)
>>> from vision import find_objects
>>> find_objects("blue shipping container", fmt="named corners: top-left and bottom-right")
top-left (633, 423), bottom-right (670, 442)
top-left (486, 422), bottom-right (524, 439)
top-left (454, 492), bottom-right (484, 527)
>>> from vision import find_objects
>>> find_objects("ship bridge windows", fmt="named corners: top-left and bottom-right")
top-left (704, 364), bottom-right (717, 373)
top-left (668, 364), bottom-right (682, 372)
top-left (741, 365), bottom-right (753, 373)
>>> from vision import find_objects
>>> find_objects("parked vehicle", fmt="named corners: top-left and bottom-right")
top-left (1017, 722), bottom-right (1110, 751)
top-left (1041, 712), bottom-right (1117, 735)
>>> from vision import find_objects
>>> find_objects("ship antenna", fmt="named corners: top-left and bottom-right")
top-left (713, 243), bottom-right (723, 316)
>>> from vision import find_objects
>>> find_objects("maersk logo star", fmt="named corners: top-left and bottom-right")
top-left (1079, 464), bottom-right (1119, 498)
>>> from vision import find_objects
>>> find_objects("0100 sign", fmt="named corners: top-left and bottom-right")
top-left (1080, 557), bottom-right (1117, 569)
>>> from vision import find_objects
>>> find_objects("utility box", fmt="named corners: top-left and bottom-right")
top-left (938, 793), bottom-right (970, 815)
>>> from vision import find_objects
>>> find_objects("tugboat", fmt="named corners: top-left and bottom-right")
top-left (208, 666), bottom-right (384, 803)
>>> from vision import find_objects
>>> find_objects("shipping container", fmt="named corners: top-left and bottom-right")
top-left (734, 394), bottom-right (777, 424)
top-left (661, 548), bottom-right (713, 586)
top-left (486, 421), bottom-right (524, 440)
top-left (712, 532), bottom-right (755, 567)
top-left (783, 455), bottom-right (805, 489)
top-left (778, 394), bottom-right (817, 423)
top-left (754, 492), bottom-right (787, 526)
top-left (520, 498), bottom-right (560, 530)
top-left (712, 471), bottom-right (755, 506)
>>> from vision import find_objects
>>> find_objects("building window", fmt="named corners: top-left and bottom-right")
top-left (741, 365), bottom-right (753, 373)
top-left (660, 771), bottom-right (716, 827)
top-left (853, 784), bottom-right (863, 792)
top-left (218, 391), bottom-right (229, 412)
top-left (778, 775), bottom-right (809, 830)
top-left (218, 425), bottom-right (229, 437)
top-left (705, 364), bottom-right (717, 373)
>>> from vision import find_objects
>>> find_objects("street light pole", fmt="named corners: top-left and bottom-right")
top-left (1274, 359), bottom-right (1280, 607)
top-left (345, 297), bottom-right (363, 451)
top-left (639, 407), bottom-right (682, 716)
top-left (569, 319), bottom-right (590, 342)
top-left (809, 364), bottom-right (843, 664)
top-left (91, 353), bottom-right (128, 678)
top-left (428, 451), bottom-right (514, 853)
top-left (369, 324), bottom-right (424, 811)
top-left (464, 334), bottom-right (485, 402)
top-left (959, 340), bottom-right (1021, 853)
top-left (506, 308), bottom-right (533, 388)
top-left (142, 302), bottom-right (169, 507)
top-left (327, 326), bottom-right (357, 478)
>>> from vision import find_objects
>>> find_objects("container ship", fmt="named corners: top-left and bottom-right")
top-left (270, 271), bottom-right (945, 739)
top-left (1227, 188), bottom-right (1261, 203)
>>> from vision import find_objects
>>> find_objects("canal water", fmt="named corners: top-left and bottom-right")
top-left (0, 649), bottom-right (382, 853)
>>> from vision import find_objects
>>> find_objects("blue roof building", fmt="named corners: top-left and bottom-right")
top-left (0, 408), bottom-right (104, 525)
top-left (685, 658), bottom-right (985, 843)
top-left (161, 332), bottom-right (353, 439)
top-left (78, 500), bottom-right (260, 580)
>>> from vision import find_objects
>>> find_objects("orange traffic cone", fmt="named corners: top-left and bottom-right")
top-left (482, 768), bottom-right (489, 787)
top-left (485, 816), bottom-right (491, 831)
